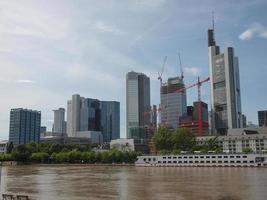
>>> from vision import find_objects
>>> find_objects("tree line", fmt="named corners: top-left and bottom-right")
top-left (152, 127), bottom-right (222, 154)
top-left (0, 143), bottom-right (140, 164)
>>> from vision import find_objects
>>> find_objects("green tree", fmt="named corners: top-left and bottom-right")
top-left (12, 145), bottom-right (32, 163)
top-left (172, 128), bottom-right (196, 151)
top-left (152, 127), bottom-right (173, 151)
top-left (243, 147), bottom-right (253, 154)
top-left (31, 152), bottom-right (49, 163)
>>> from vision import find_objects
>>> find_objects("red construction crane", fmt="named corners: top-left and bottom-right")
top-left (176, 77), bottom-right (210, 136)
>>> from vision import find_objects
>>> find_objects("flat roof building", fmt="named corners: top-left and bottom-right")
top-left (9, 108), bottom-right (41, 146)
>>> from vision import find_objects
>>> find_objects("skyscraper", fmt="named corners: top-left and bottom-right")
top-left (67, 94), bottom-right (120, 142)
top-left (9, 108), bottom-right (41, 146)
top-left (100, 101), bottom-right (120, 142)
top-left (53, 108), bottom-right (66, 134)
top-left (208, 27), bottom-right (242, 135)
top-left (258, 110), bottom-right (267, 127)
top-left (67, 94), bottom-right (101, 137)
top-left (126, 71), bottom-right (150, 139)
top-left (160, 77), bottom-right (187, 129)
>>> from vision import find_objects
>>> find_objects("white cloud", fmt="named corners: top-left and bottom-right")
top-left (184, 67), bottom-right (201, 76)
top-left (93, 21), bottom-right (127, 35)
top-left (15, 80), bottom-right (36, 84)
top-left (239, 22), bottom-right (267, 40)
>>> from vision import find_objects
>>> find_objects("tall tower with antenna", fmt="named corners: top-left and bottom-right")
top-left (208, 12), bottom-right (243, 135)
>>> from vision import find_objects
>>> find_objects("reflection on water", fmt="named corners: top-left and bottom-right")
top-left (0, 165), bottom-right (266, 200)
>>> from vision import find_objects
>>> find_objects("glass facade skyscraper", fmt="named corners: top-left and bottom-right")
top-left (126, 71), bottom-right (150, 139)
top-left (208, 28), bottom-right (242, 135)
top-left (67, 94), bottom-right (120, 142)
top-left (9, 108), bottom-right (41, 146)
top-left (100, 101), bottom-right (120, 143)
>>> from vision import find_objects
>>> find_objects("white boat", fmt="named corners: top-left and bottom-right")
top-left (135, 153), bottom-right (267, 167)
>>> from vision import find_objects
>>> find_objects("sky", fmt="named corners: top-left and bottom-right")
top-left (0, 0), bottom-right (267, 139)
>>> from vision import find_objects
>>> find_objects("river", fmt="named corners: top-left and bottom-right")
top-left (0, 165), bottom-right (266, 200)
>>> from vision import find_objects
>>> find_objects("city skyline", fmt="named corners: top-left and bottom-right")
top-left (1, 0), bottom-right (267, 139)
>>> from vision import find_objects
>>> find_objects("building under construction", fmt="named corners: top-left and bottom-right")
top-left (160, 76), bottom-right (187, 129)
top-left (179, 101), bottom-right (209, 136)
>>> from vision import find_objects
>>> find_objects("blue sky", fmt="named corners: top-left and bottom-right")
top-left (0, 0), bottom-right (267, 139)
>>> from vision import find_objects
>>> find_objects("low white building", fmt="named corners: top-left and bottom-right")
top-left (0, 140), bottom-right (9, 153)
top-left (197, 133), bottom-right (267, 153)
top-left (110, 139), bottom-right (135, 151)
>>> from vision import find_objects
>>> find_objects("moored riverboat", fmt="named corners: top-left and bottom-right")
top-left (135, 153), bottom-right (267, 167)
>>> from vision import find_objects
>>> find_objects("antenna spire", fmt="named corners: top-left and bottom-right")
top-left (212, 11), bottom-right (215, 31)
top-left (178, 53), bottom-right (184, 80)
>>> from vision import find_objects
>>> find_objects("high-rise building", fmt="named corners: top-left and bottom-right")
top-left (126, 71), bottom-right (150, 139)
top-left (67, 94), bottom-right (101, 137)
top-left (151, 105), bottom-right (157, 128)
top-left (242, 114), bottom-right (247, 128)
top-left (179, 101), bottom-right (209, 136)
top-left (258, 110), bottom-right (267, 127)
top-left (52, 108), bottom-right (66, 134)
top-left (67, 94), bottom-right (120, 142)
top-left (9, 108), bottom-right (41, 146)
top-left (160, 77), bottom-right (187, 129)
top-left (100, 101), bottom-right (120, 143)
top-left (208, 27), bottom-right (242, 135)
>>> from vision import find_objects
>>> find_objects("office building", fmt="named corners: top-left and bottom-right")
top-left (179, 101), bottom-right (209, 136)
top-left (258, 110), bottom-right (267, 127)
top-left (67, 94), bottom-right (101, 137)
top-left (208, 26), bottom-right (242, 135)
top-left (53, 108), bottom-right (66, 134)
top-left (9, 108), bottom-right (41, 146)
top-left (160, 76), bottom-right (187, 129)
top-left (67, 94), bottom-right (120, 143)
top-left (126, 71), bottom-right (150, 139)
top-left (100, 101), bottom-right (120, 143)
top-left (242, 114), bottom-right (247, 128)
top-left (40, 126), bottom-right (46, 135)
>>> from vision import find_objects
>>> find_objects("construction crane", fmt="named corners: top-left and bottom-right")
top-left (176, 76), bottom-right (210, 136)
top-left (158, 56), bottom-right (167, 87)
top-left (178, 53), bottom-right (184, 80)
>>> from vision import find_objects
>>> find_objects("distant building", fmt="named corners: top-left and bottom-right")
top-left (160, 77), bottom-right (187, 129)
top-left (242, 114), bottom-right (247, 128)
top-left (66, 94), bottom-right (120, 143)
top-left (258, 110), bottom-right (267, 127)
top-left (247, 121), bottom-right (258, 128)
top-left (208, 26), bottom-right (242, 135)
top-left (197, 133), bottom-right (267, 154)
top-left (40, 126), bottom-right (47, 135)
top-left (110, 138), bottom-right (149, 154)
top-left (76, 131), bottom-right (103, 144)
top-left (40, 131), bottom-right (65, 138)
top-left (126, 71), bottom-right (150, 139)
top-left (67, 94), bottom-right (101, 137)
top-left (151, 105), bottom-right (157, 128)
top-left (100, 101), bottom-right (120, 143)
top-left (179, 101), bottom-right (209, 136)
top-left (9, 108), bottom-right (41, 146)
top-left (0, 140), bottom-right (9, 153)
top-left (53, 108), bottom-right (66, 134)
top-left (40, 136), bottom-right (91, 146)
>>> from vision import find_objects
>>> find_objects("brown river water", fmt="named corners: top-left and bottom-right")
top-left (0, 165), bottom-right (266, 200)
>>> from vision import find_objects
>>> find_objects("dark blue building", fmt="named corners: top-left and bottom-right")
top-left (100, 101), bottom-right (120, 143)
top-left (9, 108), bottom-right (41, 146)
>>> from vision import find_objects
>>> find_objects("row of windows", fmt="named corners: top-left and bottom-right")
top-left (162, 155), bottom-right (248, 159)
top-left (158, 160), bottom-right (254, 164)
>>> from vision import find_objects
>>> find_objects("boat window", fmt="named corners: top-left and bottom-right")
top-left (218, 156), bottom-right (222, 158)
top-left (195, 156), bottom-right (199, 159)
top-left (158, 161), bottom-right (161, 163)
top-left (236, 161), bottom-right (241, 163)
top-left (195, 161), bottom-right (199, 163)
top-left (224, 161), bottom-right (228, 163)
top-left (224, 156), bottom-right (228, 158)
top-left (183, 156), bottom-right (187, 159)
top-left (250, 160), bottom-right (254, 163)
top-left (173, 157), bottom-right (177, 159)
top-left (143, 158), bottom-right (146, 161)
top-left (148, 158), bottom-right (151, 161)
top-left (242, 156), bottom-right (247, 158)
top-left (178, 157), bottom-right (182, 159)
top-left (168, 157), bottom-right (171, 159)
top-left (168, 161), bottom-right (171, 163)
top-left (200, 161), bottom-right (204, 163)
top-left (243, 161), bottom-right (247, 163)
top-left (184, 161), bottom-right (188, 163)
top-left (206, 156), bottom-right (210, 158)
top-left (230, 161), bottom-right (235, 163)
top-left (163, 157), bottom-right (166, 159)
top-left (236, 156), bottom-right (240, 158)
top-left (230, 156), bottom-right (234, 158)
top-left (173, 161), bottom-right (177, 163)
top-left (206, 161), bottom-right (210, 163)
top-left (189, 156), bottom-right (193, 159)
top-left (200, 156), bottom-right (204, 158)
top-left (163, 161), bottom-right (166, 163)
top-left (218, 161), bottom-right (222, 163)
top-left (212, 156), bottom-right (216, 158)
top-left (153, 158), bottom-right (156, 162)
top-left (189, 161), bottom-right (193, 163)
top-left (178, 161), bottom-right (182, 163)
top-left (212, 161), bottom-right (216, 163)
